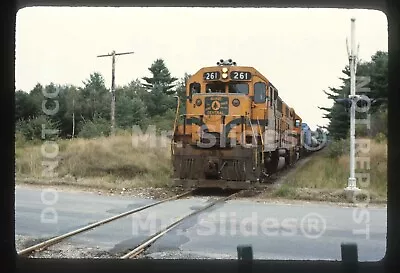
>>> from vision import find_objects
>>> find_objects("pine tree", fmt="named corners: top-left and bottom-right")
top-left (141, 59), bottom-right (178, 117)
top-left (142, 59), bottom-right (178, 95)
top-left (320, 51), bottom-right (388, 140)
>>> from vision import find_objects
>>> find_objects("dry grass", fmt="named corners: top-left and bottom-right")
top-left (15, 134), bottom-right (173, 189)
top-left (15, 134), bottom-right (388, 203)
top-left (273, 138), bottom-right (387, 202)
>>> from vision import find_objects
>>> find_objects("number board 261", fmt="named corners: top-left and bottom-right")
top-left (230, 71), bottom-right (252, 81)
top-left (203, 72), bottom-right (220, 81)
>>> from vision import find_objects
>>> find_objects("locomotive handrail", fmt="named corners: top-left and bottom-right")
top-left (177, 114), bottom-right (248, 118)
top-left (256, 118), bottom-right (264, 147)
top-left (246, 116), bottom-right (258, 146)
top-left (173, 95), bottom-right (180, 133)
top-left (172, 95), bottom-right (181, 155)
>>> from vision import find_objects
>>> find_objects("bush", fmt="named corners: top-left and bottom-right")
top-left (16, 115), bottom-right (60, 141)
top-left (77, 117), bottom-right (111, 139)
top-left (146, 108), bottom-right (176, 134)
top-left (374, 132), bottom-right (386, 143)
top-left (326, 138), bottom-right (349, 158)
top-left (15, 132), bottom-right (27, 148)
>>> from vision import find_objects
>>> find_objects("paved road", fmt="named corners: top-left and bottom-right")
top-left (15, 185), bottom-right (387, 261)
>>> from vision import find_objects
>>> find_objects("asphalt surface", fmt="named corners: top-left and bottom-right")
top-left (15, 186), bottom-right (387, 261)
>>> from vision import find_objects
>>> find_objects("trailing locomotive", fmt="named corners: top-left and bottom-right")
top-left (171, 59), bottom-right (322, 189)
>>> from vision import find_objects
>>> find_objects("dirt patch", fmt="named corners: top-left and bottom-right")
top-left (28, 242), bottom-right (116, 259)
top-left (15, 177), bottom-right (187, 200)
top-left (233, 186), bottom-right (387, 208)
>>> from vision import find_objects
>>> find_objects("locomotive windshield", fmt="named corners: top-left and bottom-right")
top-left (228, 83), bottom-right (249, 94)
top-left (205, 82), bottom-right (249, 94)
top-left (206, 82), bottom-right (225, 93)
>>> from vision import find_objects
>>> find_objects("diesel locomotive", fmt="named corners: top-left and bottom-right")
top-left (171, 59), bottom-right (322, 189)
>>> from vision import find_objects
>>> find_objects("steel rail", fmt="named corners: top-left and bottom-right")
top-left (18, 190), bottom-right (193, 256)
top-left (120, 190), bottom-right (241, 259)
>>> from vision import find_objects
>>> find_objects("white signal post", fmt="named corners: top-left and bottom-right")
top-left (345, 18), bottom-right (360, 193)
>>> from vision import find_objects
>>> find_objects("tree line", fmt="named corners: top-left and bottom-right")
top-left (15, 59), bottom-right (189, 140)
top-left (15, 51), bottom-right (388, 142)
top-left (319, 50), bottom-right (388, 140)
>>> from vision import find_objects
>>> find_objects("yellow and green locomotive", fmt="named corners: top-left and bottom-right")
top-left (171, 59), bottom-right (304, 189)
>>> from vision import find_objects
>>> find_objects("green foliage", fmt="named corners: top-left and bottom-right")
top-left (77, 72), bottom-right (111, 121)
top-left (370, 107), bottom-right (388, 137)
top-left (14, 59), bottom-right (190, 141)
top-left (141, 58), bottom-right (179, 117)
top-left (15, 90), bottom-right (37, 121)
top-left (320, 51), bottom-right (388, 140)
top-left (147, 108), bottom-right (177, 133)
top-left (77, 116), bottom-right (111, 138)
top-left (374, 132), bottom-right (386, 143)
top-left (326, 139), bottom-right (349, 159)
top-left (15, 132), bottom-right (28, 149)
top-left (16, 115), bottom-right (60, 141)
top-left (116, 94), bottom-right (147, 129)
top-left (142, 59), bottom-right (178, 95)
top-left (175, 73), bottom-right (191, 115)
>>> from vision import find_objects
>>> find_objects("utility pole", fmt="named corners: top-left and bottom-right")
top-left (345, 18), bottom-right (360, 193)
top-left (97, 50), bottom-right (134, 136)
top-left (72, 97), bottom-right (75, 138)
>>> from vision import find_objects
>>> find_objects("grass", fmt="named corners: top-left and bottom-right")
top-left (15, 133), bottom-right (173, 190)
top-left (15, 133), bottom-right (388, 204)
top-left (269, 138), bottom-right (387, 203)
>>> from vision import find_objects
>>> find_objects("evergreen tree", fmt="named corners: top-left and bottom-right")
top-left (15, 90), bottom-right (36, 121)
top-left (320, 51), bottom-right (388, 140)
top-left (142, 59), bottom-right (178, 95)
top-left (141, 59), bottom-right (178, 117)
top-left (77, 72), bottom-right (111, 121)
top-left (174, 72), bottom-right (191, 115)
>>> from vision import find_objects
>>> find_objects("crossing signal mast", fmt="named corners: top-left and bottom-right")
top-left (334, 18), bottom-right (362, 196)
top-left (344, 18), bottom-right (361, 194)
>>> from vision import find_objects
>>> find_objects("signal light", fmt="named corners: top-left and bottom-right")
top-left (232, 98), bottom-right (240, 107)
top-left (196, 98), bottom-right (202, 106)
top-left (335, 98), bottom-right (352, 108)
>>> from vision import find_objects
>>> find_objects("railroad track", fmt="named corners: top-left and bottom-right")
top-left (120, 190), bottom-right (240, 259)
top-left (18, 188), bottom-right (242, 258)
top-left (17, 149), bottom-right (322, 259)
top-left (17, 190), bottom-right (194, 256)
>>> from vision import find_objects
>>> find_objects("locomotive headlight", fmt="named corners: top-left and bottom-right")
top-left (195, 98), bottom-right (202, 106)
top-left (222, 73), bottom-right (228, 79)
top-left (232, 98), bottom-right (240, 107)
top-left (222, 67), bottom-right (228, 73)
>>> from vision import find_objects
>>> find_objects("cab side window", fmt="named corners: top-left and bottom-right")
top-left (189, 82), bottom-right (201, 95)
top-left (189, 82), bottom-right (201, 101)
top-left (269, 86), bottom-right (274, 106)
top-left (254, 82), bottom-right (266, 104)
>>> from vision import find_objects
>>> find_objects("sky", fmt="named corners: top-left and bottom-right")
top-left (15, 7), bottom-right (388, 130)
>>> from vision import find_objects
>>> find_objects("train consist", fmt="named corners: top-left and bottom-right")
top-left (171, 59), bottom-right (325, 189)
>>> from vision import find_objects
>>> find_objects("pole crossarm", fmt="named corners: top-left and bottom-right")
top-left (97, 51), bottom-right (135, 58)
top-left (96, 50), bottom-right (134, 136)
